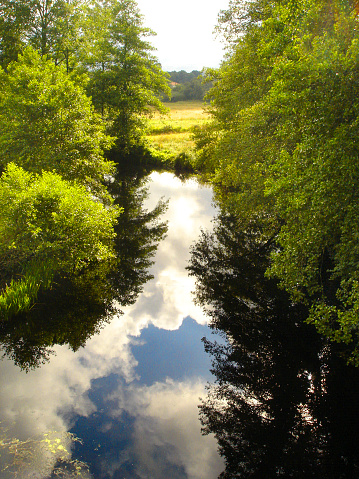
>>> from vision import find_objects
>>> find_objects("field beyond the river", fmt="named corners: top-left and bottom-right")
top-left (146, 101), bottom-right (209, 159)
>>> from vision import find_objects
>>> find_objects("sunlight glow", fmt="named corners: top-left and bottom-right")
top-left (136, 0), bottom-right (229, 71)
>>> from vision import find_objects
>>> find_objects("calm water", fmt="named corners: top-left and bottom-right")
top-left (2, 169), bottom-right (359, 478)
top-left (0, 171), bottom-right (224, 478)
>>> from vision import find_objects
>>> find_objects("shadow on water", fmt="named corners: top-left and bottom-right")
top-left (0, 166), bottom-right (168, 371)
top-left (188, 213), bottom-right (359, 478)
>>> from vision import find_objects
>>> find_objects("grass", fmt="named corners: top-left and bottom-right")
top-left (146, 100), bottom-right (209, 160)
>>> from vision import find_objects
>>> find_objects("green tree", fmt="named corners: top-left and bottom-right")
top-left (0, 0), bottom-right (32, 69)
top-left (0, 47), bottom-right (114, 200)
top-left (168, 70), bottom-right (201, 83)
top-left (263, 7), bottom-right (359, 361)
top-left (0, 163), bottom-right (120, 318)
top-left (194, 0), bottom-right (286, 227)
top-left (0, 0), bottom-right (86, 71)
top-left (195, 0), bottom-right (359, 360)
top-left (83, 0), bottom-right (170, 150)
top-left (29, 0), bottom-right (86, 71)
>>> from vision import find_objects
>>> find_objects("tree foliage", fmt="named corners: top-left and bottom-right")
top-left (0, 163), bottom-right (120, 318)
top-left (0, 47), bottom-right (114, 200)
top-left (0, 0), bottom-right (86, 71)
top-left (0, 0), bottom-right (170, 317)
top-left (83, 0), bottom-right (170, 150)
top-left (195, 0), bottom-right (359, 361)
top-left (162, 71), bottom-right (211, 102)
top-left (0, 0), bottom-right (32, 68)
top-left (0, 0), bottom-right (169, 152)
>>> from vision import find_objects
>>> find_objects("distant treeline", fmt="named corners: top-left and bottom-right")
top-left (163, 70), bottom-right (212, 102)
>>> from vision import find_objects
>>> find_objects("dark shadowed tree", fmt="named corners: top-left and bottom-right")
top-left (107, 167), bottom-right (168, 305)
top-left (188, 212), bottom-right (359, 477)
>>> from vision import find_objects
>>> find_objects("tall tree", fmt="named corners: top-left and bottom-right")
top-left (28, 0), bottom-right (86, 71)
top-left (0, 0), bottom-right (86, 70)
top-left (83, 0), bottom-right (170, 151)
top-left (263, 6), bottom-right (359, 361)
top-left (0, 0), bottom-right (32, 68)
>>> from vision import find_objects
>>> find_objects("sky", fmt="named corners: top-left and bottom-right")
top-left (136, 0), bottom-right (230, 72)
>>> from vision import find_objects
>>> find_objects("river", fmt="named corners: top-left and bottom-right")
top-left (0, 170), bottom-right (224, 478)
top-left (2, 169), bottom-right (359, 478)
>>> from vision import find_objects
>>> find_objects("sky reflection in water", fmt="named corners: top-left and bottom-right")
top-left (0, 172), bottom-right (224, 478)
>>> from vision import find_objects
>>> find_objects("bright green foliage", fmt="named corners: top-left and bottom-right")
top-left (264, 10), bottom-right (359, 361)
top-left (194, 3), bottom-right (287, 227)
top-left (0, 163), bottom-right (120, 318)
top-left (1, 0), bottom-right (170, 153)
top-left (0, 47), bottom-right (114, 200)
top-left (83, 0), bottom-right (170, 150)
top-left (196, 0), bottom-right (359, 361)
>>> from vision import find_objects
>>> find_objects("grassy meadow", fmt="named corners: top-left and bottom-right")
top-left (146, 101), bottom-right (209, 162)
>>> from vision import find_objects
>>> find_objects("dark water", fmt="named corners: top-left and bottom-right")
top-left (187, 213), bottom-right (359, 478)
top-left (2, 169), bottom-right (359, 478)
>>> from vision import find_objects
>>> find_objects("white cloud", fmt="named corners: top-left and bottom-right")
top-left (122, 172), bottom-right (216, 330)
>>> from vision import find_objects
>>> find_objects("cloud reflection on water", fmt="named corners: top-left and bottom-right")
top-left (108, 379), bottom-right (223, 479)
top-left (0, 172), bottom-right (222, 478)
top-left (123, 172), bottom-right (216, 331)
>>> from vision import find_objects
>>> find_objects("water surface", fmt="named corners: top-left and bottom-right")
top-left (0, 171), bottom-right (224, 478)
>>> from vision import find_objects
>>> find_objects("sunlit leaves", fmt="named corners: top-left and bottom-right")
top-left (0, 0), bottom-right (87, 70)
top-left (0, 163), bottom-right (120, 318)
top-left (0, 47), bottom-right (115, 200)
top-left (0, 425), bottom-right (90, 478)
top-left (196, 0), bottom-right (359, 357)
top-left (0, 0), bottom-right (32, 68)
top-left (83, 0), bottom-right (170, 150)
